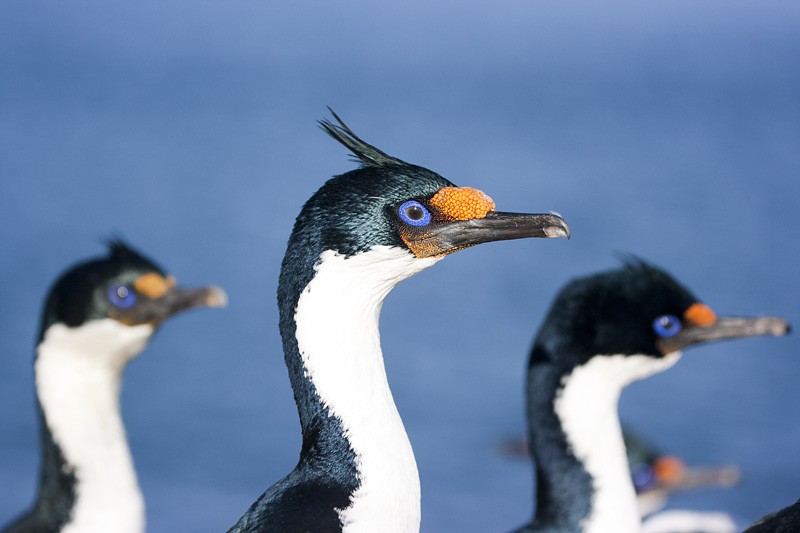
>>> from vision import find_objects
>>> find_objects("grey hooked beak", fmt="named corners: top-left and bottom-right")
top-left (657, 315), bottom-right (790, 354)
top-left (404, 211), bottom-right (569, 258)
top-left (138, 285), bottom-right (228, 326)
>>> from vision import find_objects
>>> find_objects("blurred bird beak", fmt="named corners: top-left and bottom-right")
top-left (657, 316), bottom-right (790, 354)
top-left (147, 285), bottom-right (228, 325)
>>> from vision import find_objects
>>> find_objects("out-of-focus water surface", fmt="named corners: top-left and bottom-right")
top-left (1, 2), bottom-right (798, 531)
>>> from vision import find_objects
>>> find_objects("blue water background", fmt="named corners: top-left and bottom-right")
top-left (1, 2), bottom-right (798, 531)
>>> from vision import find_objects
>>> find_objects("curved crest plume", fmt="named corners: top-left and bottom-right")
top-left (102, 235), bottom-right (153, 268)
top-left (104, 235), bottom-right (136, 258)
top-left (318, 107), bottom-right (409, 168)
top-left (614, 252), bottom-right (680, 285)
top-left (614, 251), bottom-right (656, 272)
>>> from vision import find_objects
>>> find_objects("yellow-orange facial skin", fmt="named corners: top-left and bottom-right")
top-left (133, 273), bottom-right (176, 299)
top-left (105, 273), bottom-right (171, 326)
top-left (683, 302), bottom-right (717, 327)
top-left (654, 302), bottom-right (718, 355)
top-left (399, 186), bottom-right (496, 258)
top-left (652, 455), bottom-right (686, 486)
top-left (656, 298), bottom-right (788, 355)
top-left (428, 187), bottom-right (496, 221)
top-left (110, 273), bottom-right (226, 327)
top-left (397, 185), bottom-right (571, 258)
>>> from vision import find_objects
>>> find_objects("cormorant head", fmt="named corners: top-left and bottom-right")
top-left (40, 239), bottom-right (226, 342)
top-left (286, 110), bottom-right (570, 265)
top-left (531, 257), bottom-right (789, 369)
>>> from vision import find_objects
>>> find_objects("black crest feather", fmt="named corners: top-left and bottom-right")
top-left (102, 236), bottom-right (164, 273)
top-left (318, 108), bottom-right (408, 168)
top-left (614, 251), bottom-right (654, 272)
top-left (104, 236), bottom-right (141, 261)
top-left (614, 251), bottom-right (678, 283)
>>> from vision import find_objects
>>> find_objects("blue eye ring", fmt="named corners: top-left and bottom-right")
top-left (631, 464), bottom-right (655, 491)
top-left (652, 314), bottom-right (682, 338)
top-left (108, 284), bottom-right (137, 309)
top-left (398, 200), bottom-right (431, 227)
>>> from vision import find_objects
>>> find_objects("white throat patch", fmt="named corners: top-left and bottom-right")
top-left (36, 319), bottom-right (153, 533)
top-left (293, 246), bottom-right (440, 533)
top-left (554, 352), bottom-right (681, 533)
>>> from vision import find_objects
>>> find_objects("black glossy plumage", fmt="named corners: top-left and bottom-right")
top-left (2, 426), bottom-right (76, 533)
top-left (745, 499), bottom-right (800, 533)
top-left (518, 363), bottom-right (593, 533)
top-left (3, 241), bottom-right (166, 533)
top-left (228, 117), bottom-right (455, 532)
top-left (38, 240), bottom-right (167, 340)
top-left (530, 258), bottom-right (698, 371)
top-left (517, 259), bottom-right (698, 532)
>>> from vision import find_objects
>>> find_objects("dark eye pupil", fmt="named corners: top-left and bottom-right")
top-left (406, 205), bottom-right (424, 220)
top-left (398, 200), bottom-right (431, 227)
top-left (108, 284), bottom-right (137, 309)
top-left (653, 313), bottom-right (682, 338)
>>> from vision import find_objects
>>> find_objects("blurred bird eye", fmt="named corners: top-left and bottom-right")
top-left (652, 314), bottom-right (682, 337)
top-left (398, 200), bottom-right (431, 227)
top-left (630, 464), bottom-right (655, 491)
top-left (108, 285), bottom-right (137, 309)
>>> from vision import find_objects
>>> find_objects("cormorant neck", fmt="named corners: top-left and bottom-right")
top-left (30, 319), bottom-right (151, 533)
top-left (523, 352), bottom-right (680, 533)
top-left (280, 246), bottom-right (439, 531)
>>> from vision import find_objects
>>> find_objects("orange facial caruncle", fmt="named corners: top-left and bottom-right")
top-left (683, 302), bottom-right (717, 327)
top-left (429, 186), bottom-right (495, 220)
top-left (133, 273), bottom-right (176, 299)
